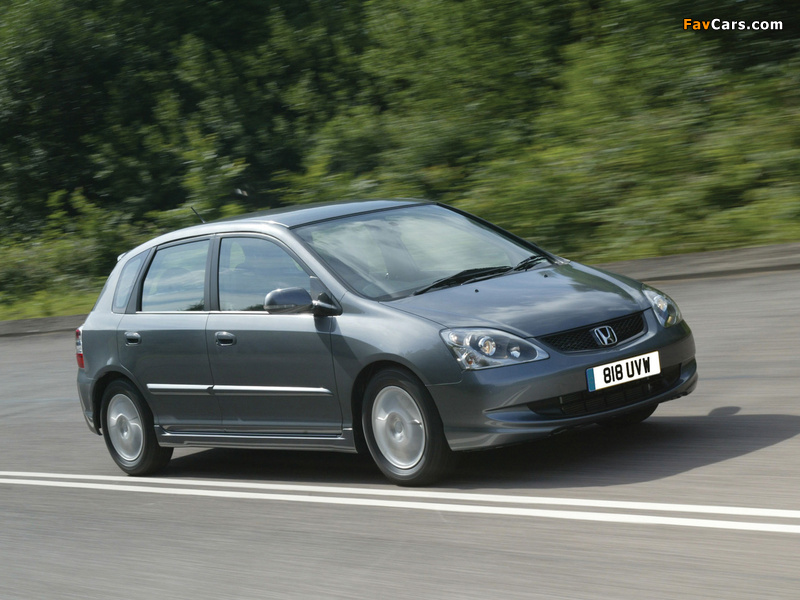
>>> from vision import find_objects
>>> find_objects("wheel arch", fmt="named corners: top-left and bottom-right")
top-left (350, 360), bottom-right (427, 454)
top-left (91, 371), bottom-right (139, 433)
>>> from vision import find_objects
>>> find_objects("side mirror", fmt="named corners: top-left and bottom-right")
top-left (263, 287), bottom-right (313, 314)
top-left (312, 291), bottom-right (342, 317)
top-left (309, 276), bottom-right (342, 316)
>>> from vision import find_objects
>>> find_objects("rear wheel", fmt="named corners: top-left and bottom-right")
top-left (362, 368), bottom-right (453, 486)
top-left (101, 380), bottom-right (173, 475)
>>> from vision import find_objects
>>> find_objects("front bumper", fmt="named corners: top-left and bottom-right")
top-left (429, 318), bottom-right (697, 451)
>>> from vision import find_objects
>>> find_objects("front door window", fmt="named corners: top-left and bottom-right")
top-left (218, 237), bottom-right (311, 311)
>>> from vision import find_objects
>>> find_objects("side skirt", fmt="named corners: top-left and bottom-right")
top-left (154, 427), bottom-right (358, 453)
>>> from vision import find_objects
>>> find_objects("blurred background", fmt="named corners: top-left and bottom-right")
top-left (0, 0), bottom-right (797, 319)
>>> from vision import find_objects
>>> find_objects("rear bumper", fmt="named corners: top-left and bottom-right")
top-left (77, 369), bottom-right (100, 435)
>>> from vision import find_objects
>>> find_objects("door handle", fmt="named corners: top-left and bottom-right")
top-left (215, 331), bottom-right (237, 346)
top-left (124, 331), bottom-right (141, 345)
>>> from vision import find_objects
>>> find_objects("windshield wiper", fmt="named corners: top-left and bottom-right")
top-left (412, 266), bottom-right (512, 296)
top-left (513, 255), bottom-right (549, 271)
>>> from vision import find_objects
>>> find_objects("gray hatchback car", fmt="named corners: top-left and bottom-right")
top-left (77, 199), bottom-right (697, 485)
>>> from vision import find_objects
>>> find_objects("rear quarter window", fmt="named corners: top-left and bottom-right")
top-left (112, 251), bottom-right (147, 313)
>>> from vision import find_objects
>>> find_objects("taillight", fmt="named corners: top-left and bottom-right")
top-left (76, 327), bottom-right (85, 369)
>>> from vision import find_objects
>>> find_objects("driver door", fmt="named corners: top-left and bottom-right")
top-left (206, 235), bottom-right (342, 434)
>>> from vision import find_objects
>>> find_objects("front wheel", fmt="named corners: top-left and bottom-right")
top-left (101, 379), bottom-right (173, 475)
top-left (362, 368), bottom-right (454, 486)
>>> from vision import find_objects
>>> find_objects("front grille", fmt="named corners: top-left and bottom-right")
top-left (539, 312), bottom-right (646, 352)
top-left (528, 365), bottom-right (681, 419)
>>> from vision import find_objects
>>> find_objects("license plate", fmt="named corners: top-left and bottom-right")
top-left (586, 351), bottom-right (661, 392)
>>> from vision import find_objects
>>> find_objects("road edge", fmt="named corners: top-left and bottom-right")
top-left (3, 241), bottom-right (800, 337)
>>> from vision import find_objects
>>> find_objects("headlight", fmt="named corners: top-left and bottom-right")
top-left (642, 285), bottom-right (682, 328)
top-left (440, 328), bottom-right (549, 370)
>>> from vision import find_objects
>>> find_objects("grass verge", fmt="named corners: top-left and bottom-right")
top-left (0, 288), bottom-right (101, 321)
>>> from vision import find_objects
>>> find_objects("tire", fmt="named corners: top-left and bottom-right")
top-left (101, 379), bottom-right (173, 475)
top-left (599, 404), bottom-right (658, 429)
top-left (362, 368), bottom-right (453, 486)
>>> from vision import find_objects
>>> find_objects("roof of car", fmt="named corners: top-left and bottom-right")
top-left (222, 199), bottom-right (429, 228)
top-left (118, 199), bottom-right (435, 261)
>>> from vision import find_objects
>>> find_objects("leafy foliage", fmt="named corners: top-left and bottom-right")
top-left (0, 0), bottom-right (798, 312)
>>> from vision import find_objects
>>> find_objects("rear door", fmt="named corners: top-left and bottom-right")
top-left (118, 238), bottom-right (220, 431)
top-left (206, 235), bottom-right (341, 434)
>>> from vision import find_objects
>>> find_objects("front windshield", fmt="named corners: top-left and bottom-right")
top-left (295, 204), bottom-right (544, 300)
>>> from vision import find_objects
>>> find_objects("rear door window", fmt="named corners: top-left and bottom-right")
top-left (141, 240), bottom-right (209, 312)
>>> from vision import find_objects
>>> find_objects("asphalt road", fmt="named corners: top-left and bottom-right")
top-left (2, 270), bottom-right (799, 599)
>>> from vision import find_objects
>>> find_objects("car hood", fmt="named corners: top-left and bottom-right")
top-left (389, 263), bottom-right (647, 338)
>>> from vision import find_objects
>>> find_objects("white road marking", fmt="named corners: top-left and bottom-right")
top-left (1, 472), bottom-right (800, 534)
top-left (2, 470), bottom-right (800, 520)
